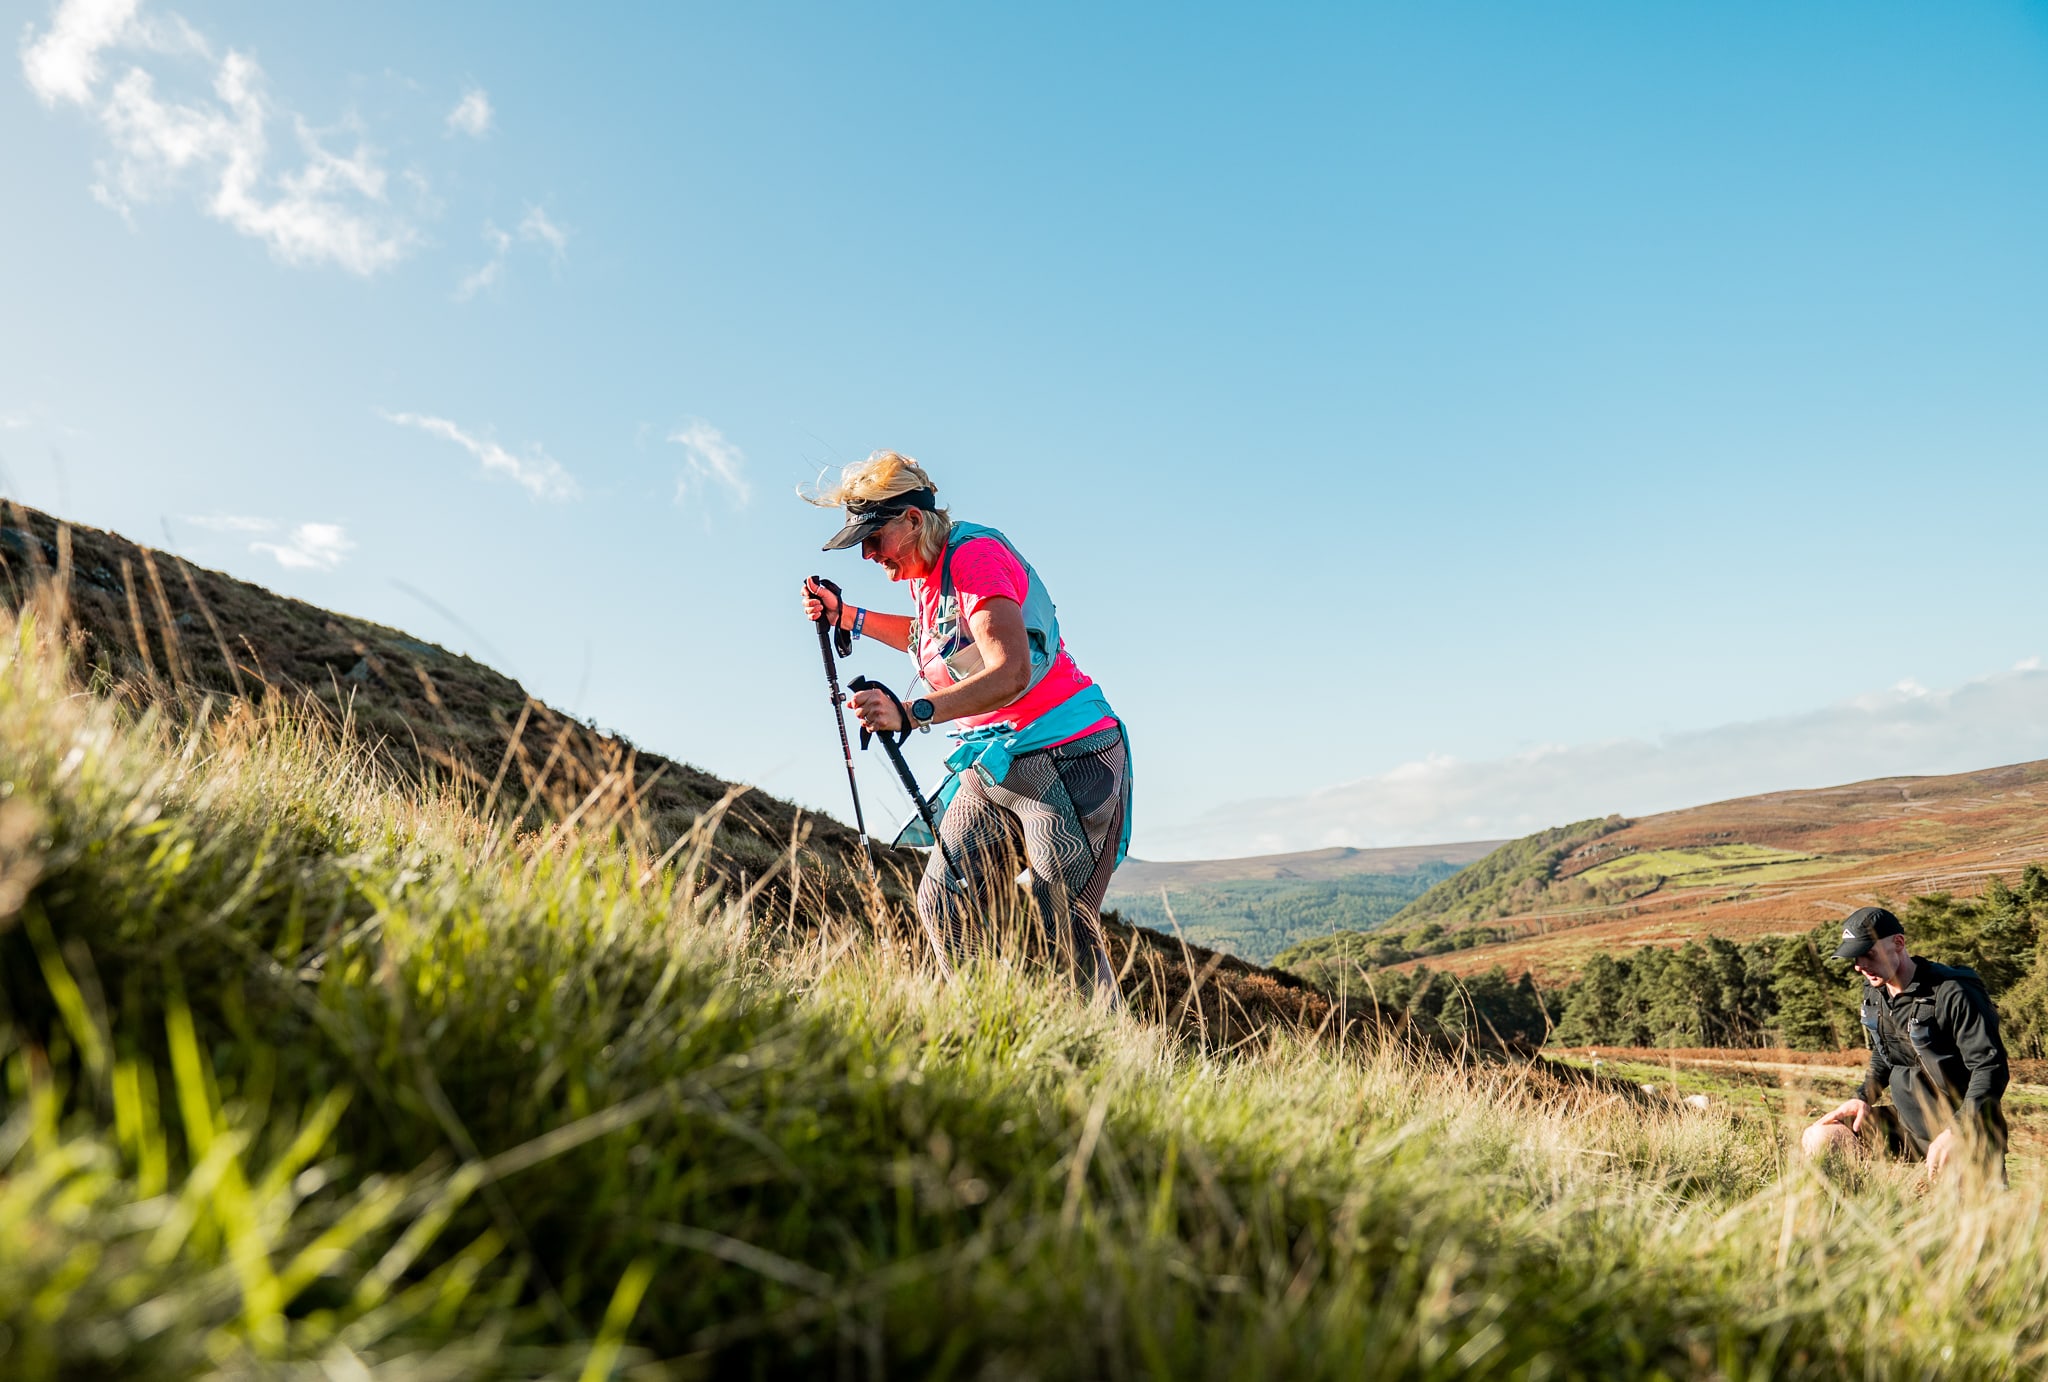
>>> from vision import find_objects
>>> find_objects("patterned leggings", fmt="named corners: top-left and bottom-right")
top-left (917, 726), bottom-right (1126, 996)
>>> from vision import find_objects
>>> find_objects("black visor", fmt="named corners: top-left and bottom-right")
top-left (820, 488), bottom-right (936, 551)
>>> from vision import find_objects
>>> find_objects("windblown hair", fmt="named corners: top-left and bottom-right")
top-left (801, 450), bottom-right (952, 565)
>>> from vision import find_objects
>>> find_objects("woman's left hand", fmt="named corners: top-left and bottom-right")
top-left (849, 687), bottom-right (906, 735)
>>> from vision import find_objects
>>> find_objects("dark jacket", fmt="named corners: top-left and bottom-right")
top-left (1859, 958), bottom-right (2009, 1151)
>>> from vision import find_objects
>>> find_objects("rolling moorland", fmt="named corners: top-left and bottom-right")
top-left (1104, 842), bottom-right (1501, 964)
top-left (1278, 764), bottom-right (2048, 985)
top-left (1264, 766), bottom-right (2048, 1119)
top-left (11, 502), bottom-right (2048, 1375)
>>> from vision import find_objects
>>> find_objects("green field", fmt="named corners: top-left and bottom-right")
top-left (1106, 865), bottom-right (1462, 964)
top-left (1576, 843), bottom-right (1826, 890)
top-left (8, 607), bottom-right (2048, 1377)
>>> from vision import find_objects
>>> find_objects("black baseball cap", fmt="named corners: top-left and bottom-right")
top-left (820, 487), bottom-right (937, 551)
top-left (1833, 906), bottom-right (1904, 961)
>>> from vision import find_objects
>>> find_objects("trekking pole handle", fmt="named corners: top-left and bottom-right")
top-left (808, 575), bottom-right (853, 658)
top-left (846, 675), bottom-right (969, 894)
top-left (844, 675), bottom-right (911, 750)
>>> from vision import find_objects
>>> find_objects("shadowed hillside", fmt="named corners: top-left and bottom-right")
top-left (0, 502), bottom-right (888, 915)
top-left (0, 502), bottom-right (1403, 1051)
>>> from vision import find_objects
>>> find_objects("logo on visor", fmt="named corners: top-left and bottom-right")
top-left (1842, 929), bottom-right (1857, 941)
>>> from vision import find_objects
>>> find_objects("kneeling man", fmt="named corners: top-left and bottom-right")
top-left (1802, 907), bottom-right (2009, 1181)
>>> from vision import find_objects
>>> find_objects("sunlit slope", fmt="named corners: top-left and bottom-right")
top-left (8, 597), bottom-right (2048, 1377)
top-left (1382, 760), bottom-right (2048, 982)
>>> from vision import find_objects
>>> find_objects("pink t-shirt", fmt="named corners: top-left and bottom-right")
top-left (911, 537), bottom-right (1113, 743)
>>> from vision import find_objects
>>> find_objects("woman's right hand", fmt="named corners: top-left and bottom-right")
top-left (802, 576), bottom-right (841, 627)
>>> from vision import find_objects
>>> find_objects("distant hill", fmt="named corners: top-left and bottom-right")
top-left (1336, 760), bottom-right (2048, 984)
top-left (1111, 841), bottom-right (1505, 893)
top-left (1105, 841), bottom-right (1502, 964)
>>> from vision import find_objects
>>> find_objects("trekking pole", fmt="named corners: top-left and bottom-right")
top-left (847, 674), bottom-right (970, 895)
top-left (809, 576), bottom-right (876, 876)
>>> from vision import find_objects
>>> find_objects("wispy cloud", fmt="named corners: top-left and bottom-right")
top-left (379, 409), bottom-right (579, 501)
top-left (0, 411), bottom-right (29, 431)
top-left (517, 205), bottom-right (566, 257)
top-left (1144, 661), bottom-right (2048, 858)
top-left (185, 512), bottom-right (272, 532)
top-left (445, 86), bottom-right (491, 138)
top-left (453, 204), bottom-right (567, 300)
top-left (22, 0), bottom-right (419, 275)
top-left (251, 521), bottom-right (353, 570)
top-left (667, 419), bottom-right (751, 507)
top-left (454, 221), bottom-right (513, 300)
top-left (20, 0), bottom-right (204, 106)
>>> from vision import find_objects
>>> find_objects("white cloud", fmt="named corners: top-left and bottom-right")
top-left (451, 206), bottom-right (566, 300)
top-left (185, 512), bottom-right (272, 532)
top-left (445, 86), bottom-right (491, 138)
top-left (19, 0), bottom-right (201, 107)
top-left (517, 204), bottom-right (566, 257)
top-left (20, 0), bottom-right (130, 105)
top-left (379, 409), bottom-right (579, 501)
top-left (21, 0), bottom-right (418, 275)
top-left (251, 522), bottom-right (352, 570)
top-left (454, 220), bottom-right (512, 300)
top-left (667, 420), bottom-right (751, 507)
top-left (0, 411), bottom-right (30, 430)
top-left (1144, 664), bottom-right (2048, 858)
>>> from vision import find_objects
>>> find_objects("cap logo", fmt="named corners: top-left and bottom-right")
top-left (1842, 928), bottom-right (1857, 940)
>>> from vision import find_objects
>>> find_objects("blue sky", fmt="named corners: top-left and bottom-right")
top-left (7, 0), bottom-right (2048, 858)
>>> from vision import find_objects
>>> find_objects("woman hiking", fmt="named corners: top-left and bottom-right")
top-left (800, 451), bottom-right (1130, 1001)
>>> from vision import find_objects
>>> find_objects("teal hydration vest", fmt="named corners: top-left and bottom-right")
top-left (896, 521), bottom-right (1132, 866)
top-left (910, 521), bottom-right (1063, 704)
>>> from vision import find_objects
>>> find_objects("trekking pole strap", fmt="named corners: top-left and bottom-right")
top-left (810, 575), bottom-right (854, 658)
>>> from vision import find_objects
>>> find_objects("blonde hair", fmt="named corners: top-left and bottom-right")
top-left (801, 449), bottom-right (952, 566)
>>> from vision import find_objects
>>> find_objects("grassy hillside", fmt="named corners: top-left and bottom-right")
top-left (1383, 816), bottom-right (1630, 932)
top-left (0, 503), bottom-right (879, 911)
top-left (8, 601), bottom-right (2048, 1377)
top-left (0, 502), bottom-right (1353, 1039)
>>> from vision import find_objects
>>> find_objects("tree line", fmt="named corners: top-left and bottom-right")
top-left (1283, 864), bottom-right (2048, 1055)
top-left (1550, 864), bottom-right (2048, 1052)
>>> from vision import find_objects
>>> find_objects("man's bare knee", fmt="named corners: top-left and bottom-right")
top-left (1802, 1121), bottom-right (1859, 1161)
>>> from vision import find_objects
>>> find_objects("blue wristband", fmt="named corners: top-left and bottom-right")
top-left (851, 607), bottom-right (867, 640)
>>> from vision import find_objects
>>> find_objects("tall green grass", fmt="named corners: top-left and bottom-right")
top-left (1, 601), bottom-right (2045, 1378)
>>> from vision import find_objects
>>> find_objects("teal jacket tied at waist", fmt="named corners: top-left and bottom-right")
top-left (892, 683), bottom-right (1133, 867)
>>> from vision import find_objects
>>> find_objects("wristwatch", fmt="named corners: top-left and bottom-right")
top-left (909, 697), bottom-right (936, 732)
